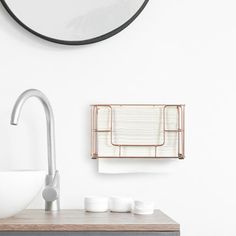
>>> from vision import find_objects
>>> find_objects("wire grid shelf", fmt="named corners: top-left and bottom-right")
top-left (91, 104), bottom-right (185, 159)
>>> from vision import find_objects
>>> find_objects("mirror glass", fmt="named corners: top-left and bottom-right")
top-left (1, 0), bottom-right (149, 45)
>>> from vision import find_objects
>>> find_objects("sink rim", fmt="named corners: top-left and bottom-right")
top-left (0, 169), bottom-right (45, 173)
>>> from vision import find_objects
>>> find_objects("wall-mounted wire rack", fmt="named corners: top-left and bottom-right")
top-left (91, 104), bottom-right (185, 159)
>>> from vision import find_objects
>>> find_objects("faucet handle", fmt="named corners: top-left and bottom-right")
top-left (42, 171), bottom-right (60, 202)
top-left (42, 186), bottom-right (59, 202)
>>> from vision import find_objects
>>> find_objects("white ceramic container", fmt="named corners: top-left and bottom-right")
top-left (133, 200), bottom-right (154, 215)
top-left (109, 196), bottom-right (133, 213)
top-left (84, 196), bottom-right (109, 212)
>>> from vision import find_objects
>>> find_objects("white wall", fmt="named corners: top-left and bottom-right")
top-left (0, 0), bottom-right (236, 235)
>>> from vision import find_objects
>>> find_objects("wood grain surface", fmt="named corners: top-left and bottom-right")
top-left (0, 210), bottom-right (180, 232)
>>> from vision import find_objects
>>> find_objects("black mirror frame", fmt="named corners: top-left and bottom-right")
top-left (0, 0), bottom-right (149, 45)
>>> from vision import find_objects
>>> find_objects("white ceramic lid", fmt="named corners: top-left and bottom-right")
top-left (85, 196), bottom-right (108, 203)
top-left (110, 196), bottom-right (133, 201)
top-left (134, 200), bottom-right (154, 210)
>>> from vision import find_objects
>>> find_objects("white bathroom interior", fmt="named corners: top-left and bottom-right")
top-left (0, 0), bottom-right (236, 235)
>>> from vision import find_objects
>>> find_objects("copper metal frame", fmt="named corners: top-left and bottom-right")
top-left (91, 104), bottom-right (185, 159)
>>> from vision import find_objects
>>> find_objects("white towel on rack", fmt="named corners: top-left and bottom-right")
top-left (98, 158), bottom-right (182, 174)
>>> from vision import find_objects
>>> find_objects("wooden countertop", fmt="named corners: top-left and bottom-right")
top-left (0, 210), bottom-right (180, 232)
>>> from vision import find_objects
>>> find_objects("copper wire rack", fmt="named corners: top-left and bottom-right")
top-left (91, 104), bottom-right (185, 159)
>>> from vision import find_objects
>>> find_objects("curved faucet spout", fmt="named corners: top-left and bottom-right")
top-left (11, 89), bottom-right (60, 211)
top-left (11, 89), bottom-right (56, 175)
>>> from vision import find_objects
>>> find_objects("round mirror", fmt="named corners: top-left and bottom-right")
top-left (0, 0), bottom-right (149, 45)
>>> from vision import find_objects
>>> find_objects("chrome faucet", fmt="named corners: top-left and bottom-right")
top-left (11, 89), bottom-right (60, 211)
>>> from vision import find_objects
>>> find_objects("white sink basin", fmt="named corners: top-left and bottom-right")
top-left (0, 170), bottom-right (45, 219)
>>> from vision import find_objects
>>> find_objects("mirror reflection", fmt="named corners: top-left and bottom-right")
top-left (1, 0), bottom-right (149, 45)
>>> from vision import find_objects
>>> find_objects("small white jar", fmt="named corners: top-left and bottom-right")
top-left (133, 200), bottom-right (154, 215)
top-left (84, 196), bottom-right (109, 212)
top-left (109, 196), bottom-right (133, 213)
